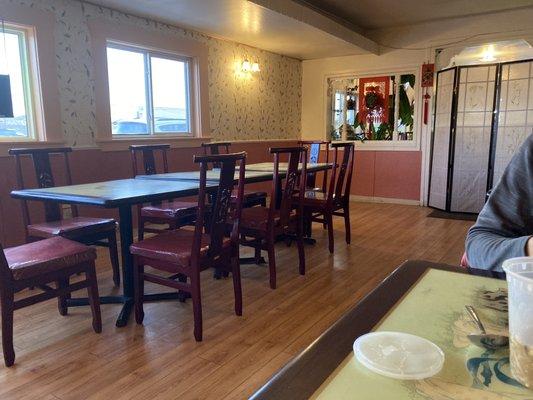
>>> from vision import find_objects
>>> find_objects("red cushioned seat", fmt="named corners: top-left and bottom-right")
top-left (130, 229), bottom-right (230, 267)
top-left (140, 200), bottom-right (198, 220)
top-left (4, 236), bottom-right (96, 280)
top-left (27, 217), bottom-right (116, 239)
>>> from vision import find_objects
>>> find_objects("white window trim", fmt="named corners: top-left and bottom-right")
top-left (0, 4), bottom-right (63, 155)
top-left (89, 18), bottom-right (210, 151)
top-left (323, 65), bottom-right (422, 151)
top-left (106, 41), bottom-right (194, 137)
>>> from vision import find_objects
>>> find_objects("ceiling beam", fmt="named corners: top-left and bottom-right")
top-left (248, 0), bottom-right (380, 55)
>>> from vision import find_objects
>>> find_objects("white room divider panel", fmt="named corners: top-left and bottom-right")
top-left (493, 60), bottom-right (533, 184)
top-left (428, 69), bottom-right (456, 210)
top-left (450, 66), bottom-right (496, 213)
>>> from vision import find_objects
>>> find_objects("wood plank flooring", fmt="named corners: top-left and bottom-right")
top-left (0, 202), bottom-right (472, 399)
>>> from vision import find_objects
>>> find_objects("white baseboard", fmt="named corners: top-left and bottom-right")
top-left (350, 195), bottom-right (421, 206)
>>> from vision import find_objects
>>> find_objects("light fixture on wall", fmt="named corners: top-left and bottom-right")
top-left (241, 59), bottom-right (260, 73)
top-left (480, 44), bottom-right (496, 62)
top-left (446, 40), bottom-right (533, 67)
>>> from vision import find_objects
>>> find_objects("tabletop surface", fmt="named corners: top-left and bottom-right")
top-left (136, 169), bottom-right (272, 183)
top-left (243, 162), bottom-right (331, 172)
top-left (10, 163), bottom-right (331, 208)
top-left (10, 178), bottom-right (215, 208)
top-left (251, 261), bottom-right (511, 400)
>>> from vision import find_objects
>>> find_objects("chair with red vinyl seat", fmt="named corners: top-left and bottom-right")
top-left (130, 144), bottom-right (198, 241)
top-left (9, 147), bottom-right (121, 286)
top-left (298, 142), bottom-right (354, 254)
top-left (237, 146), bottom-right (307, 289)
top-left (130, 151), bottom-right (246, 341)
top-left (0, 236), bottom-right (101, 367)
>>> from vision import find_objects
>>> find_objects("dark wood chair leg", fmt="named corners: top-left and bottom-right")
top-left (138, 218), bottom-right (145, 242)
top-left (86, 265), bottom-right (102, 333)
top-left (57, 277), bottom-right (70, 316)
top-left (266, 235), bottom-right (277, 289)
top-left (133, 259), bottom-right (145, 325)
top-left (177, 273), bottom-right (188, 303)
top-left (191, 271), bottom-right (203, 342)
top-left (254, 246), bottom-right (262, 264)
top-left (231, 254), bottom-right (242, 316)
top-left (1, 290), bottom-right (15, 367)
top-left (296, 216), bottom-right (306, 275)
top-left (343, 204), bottom-right (351, 244)
top-left (108, 232), bottom-right (121, 287)
top-left (326, 211), bottom-right (334, 254)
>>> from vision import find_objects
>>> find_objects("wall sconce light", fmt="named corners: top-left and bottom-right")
top-left (241, 60), bottom-right (260, 73)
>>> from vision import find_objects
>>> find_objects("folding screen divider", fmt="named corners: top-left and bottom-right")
top-left (428, 59), bottom-right (533, 213)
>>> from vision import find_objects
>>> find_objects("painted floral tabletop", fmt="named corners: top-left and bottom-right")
top-left (311, 269), bottom-right (532, 399)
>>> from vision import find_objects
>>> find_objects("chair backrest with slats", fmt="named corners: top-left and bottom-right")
top-left (129, 144), bottom-right (170, 177)
top-left (327, 142), bottom-right (355, 205)
top-left (201, 142), bottom-right (232, 168)
top-left (193, 152), bottom-right (246, 261)
top-left (298, 140), bottom-right (330, 192)
top-left (269, 147), bottom-right (307, 229)
top-left (9, 147), bottom-right (77, 229)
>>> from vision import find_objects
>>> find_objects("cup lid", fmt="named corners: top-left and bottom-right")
top-left (353, 331), bottom-right (445, 380)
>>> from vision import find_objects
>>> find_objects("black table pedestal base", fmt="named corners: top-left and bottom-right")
top-left (66, 296), bottom-right (133, 327)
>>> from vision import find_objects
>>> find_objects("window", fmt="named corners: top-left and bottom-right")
top-left (106, 43), bottom-right (191, 136)
top-left (0, 24), bottom-right (35, 139)
top-left (327, 73), bottom-right (416, 143)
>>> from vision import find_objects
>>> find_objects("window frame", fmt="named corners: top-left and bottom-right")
top-left (106, 41), bottom-right (193, 137)
top-left (324, 66), bottom-right (422, 151)
top-left (90, 18), bottom-right (210, 151)
top-left (0, 23), bottom-right (40, 142)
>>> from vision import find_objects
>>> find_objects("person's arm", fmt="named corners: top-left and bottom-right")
top-left (528, 237), bottom-right (533, 256)
top-left (465, 134), bottom-right (533, 271)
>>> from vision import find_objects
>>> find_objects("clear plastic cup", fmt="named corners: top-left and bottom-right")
top-left (502, 257), bottom-right (533, 388)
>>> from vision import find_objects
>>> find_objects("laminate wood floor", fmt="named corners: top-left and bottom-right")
top-left (0, 202), bottom-right (472, 399)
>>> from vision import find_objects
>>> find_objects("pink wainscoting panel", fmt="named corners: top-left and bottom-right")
top-left (373, 151), bottom-right (422, 200)
top-left (351, 150), bottom-right (375, 197)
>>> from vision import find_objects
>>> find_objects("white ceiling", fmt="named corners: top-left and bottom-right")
top-left (88, 0), bottom-right (371, 59)
top-left (302, 0), bottom-right (533, 30)
top-left (88, 0), bottom-right (533, 60)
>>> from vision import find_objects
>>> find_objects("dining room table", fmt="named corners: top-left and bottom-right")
top-left (10, 162), bottom-right (332, 327)
top-left (249, 260), bottom-right (528, 400)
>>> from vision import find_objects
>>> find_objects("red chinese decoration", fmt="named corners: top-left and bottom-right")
top-left (421, 63), bottom-right (434, 125)
top-left (358, 76), bottom-right (390, 138)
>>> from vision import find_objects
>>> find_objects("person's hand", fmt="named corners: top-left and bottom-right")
top-left (527, 237), bottom-right (533, 256)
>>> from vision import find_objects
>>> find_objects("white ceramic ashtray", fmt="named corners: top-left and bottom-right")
top-left (353, 331), bottom-right (445, 380)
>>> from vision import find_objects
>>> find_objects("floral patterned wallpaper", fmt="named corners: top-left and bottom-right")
top-left (6, 0), bottom-right (302, 146)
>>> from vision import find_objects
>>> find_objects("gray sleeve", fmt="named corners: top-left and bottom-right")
top-left (465, 134), bottom-right (533, 271)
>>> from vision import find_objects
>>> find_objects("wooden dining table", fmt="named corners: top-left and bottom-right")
top-left (250, 260), bottom-right (522, 400)
top-left (10, 162), bottom-right (331, 327)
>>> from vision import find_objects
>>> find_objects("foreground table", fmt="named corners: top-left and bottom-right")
top-left (250, 260), bottom-right (523, 400)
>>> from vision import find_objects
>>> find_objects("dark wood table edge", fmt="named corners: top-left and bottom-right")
top-left (250, 260), bottom-right (505, 400)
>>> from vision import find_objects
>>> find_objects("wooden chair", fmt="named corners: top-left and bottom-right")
top-left (298, 142), bottom-right (354, 253)
top-left (9, 147), bottom-right (121, 286)
top-left (130, 144), bottom-right (198, 241)
top-left (130, 151), bottom-right (246, 341)
top-left (201, 142), bottom-right (267, 208)
top-left (0, 236), bottom-right (102, 367)
top-left (298, 140), bottom-right (330, 193)
top-left (237, 146), bottom-right (307, 289)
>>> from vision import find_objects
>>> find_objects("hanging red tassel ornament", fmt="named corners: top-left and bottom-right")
top-left (423, 90), bottom-right (431, 125)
